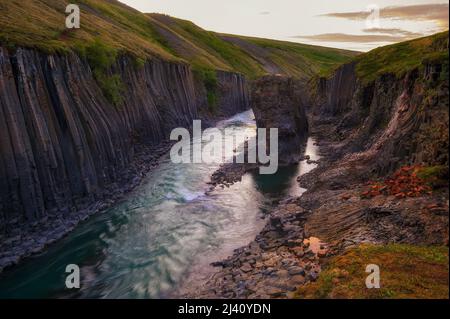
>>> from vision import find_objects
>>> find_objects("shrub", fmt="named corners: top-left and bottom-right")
top-left (417, 165), bottom-right (449, 189)
top-left (86, 39), bottom-right (117, 71)
top-left (132, 56), bottom-right (146, 70)
top-left (93, 71), bottom-right (124, 107)
top-left (193, 66), bottom-right (218, 112)
top-left (85, 39), bottom-right (124, 106)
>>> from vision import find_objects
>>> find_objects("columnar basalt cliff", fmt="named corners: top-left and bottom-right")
top-left (216, 71), bottom-right (250, 117)
top-left (251, 75), bottom-right (309, 164)
top-left (315, 62), bottom-right (357, 116)
top-left (312, 60), bottom-right (448, 178)
top-left (297, 50), bottom-right (449, 243)
top-left (0, 46), bottom-right (249, 270)
top-left (297, 34), bottom-right (449, 252)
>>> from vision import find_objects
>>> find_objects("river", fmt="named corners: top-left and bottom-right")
top-left (0, 110), bottom-right (319, 299)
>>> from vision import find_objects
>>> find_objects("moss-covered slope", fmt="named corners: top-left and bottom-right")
top-left (355, 31), bottom-right (449, 83)
top-left (0, 0), bottom-right (357, 79)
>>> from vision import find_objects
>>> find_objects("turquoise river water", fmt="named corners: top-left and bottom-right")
top-left (0, 110), bottom-right (319, 299)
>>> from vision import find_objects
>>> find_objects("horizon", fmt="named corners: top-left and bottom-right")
top-left (119, 0), bottom-right (449, 52)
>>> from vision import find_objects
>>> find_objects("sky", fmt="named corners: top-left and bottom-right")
top-left (119, 0), bottom-right (449, 51)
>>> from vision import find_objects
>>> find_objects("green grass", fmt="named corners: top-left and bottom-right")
top-left (295, 244), bottom-right (449, 299)
top-left (241, 35), bottom-right (357, 77)
top-left (171, 19), bottom-right (266, 78)
top-left (0, 0), bottom-right (175, 58)
top-left (417, 165), bottom-right (449, 190)
top-left (192, 66), bottom-right (219, 112)
top-left (148, 14), bottom-right (357, 79)
top-left (84, 39), bottom-right (124, 106)
top-left (355, 31), bottom-right (449, 83)
top-left (0, 0), bottom-right (356, 80)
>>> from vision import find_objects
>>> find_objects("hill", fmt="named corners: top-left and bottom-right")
top-left (0, 0), bottom-right (357, 79)
top-left (355, 31), bottom-right (449, 83)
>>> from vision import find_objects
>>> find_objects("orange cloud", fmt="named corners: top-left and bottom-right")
top-left (321, 3), bottom-right (449, 29)
top-left (362, 28), bottom-right (424, 37)
top-left (293, 33), bottom-right (418, 43)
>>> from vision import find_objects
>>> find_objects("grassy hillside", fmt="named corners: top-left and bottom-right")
top-left (355, 31), bottom-right (449, 83)
top-left (0, 0), bottom-right (357, 79)
top-left (295, 244), bottom-right (449, 299)
top-left (220, 34), bottom-right (357, 78)
top-left (0, 0), bottom-right (176, 59)
top-left (147, 13), bottom-right (357, 79)
top-left (146, 13), bottom-right (267, 77)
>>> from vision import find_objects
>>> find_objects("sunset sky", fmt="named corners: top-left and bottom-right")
top-left (120, 0), bottom-right (449, 52)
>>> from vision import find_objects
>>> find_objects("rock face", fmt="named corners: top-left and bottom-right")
top-left (315, 62), bottom-right (357, 116)
top-left (312, 59), bottom-right (449, 176)
top-left (296, 45), bottom-right (449, 256)
top-left (0, 46), bottom-right (249, 268)
top-left (251, 75), bottom-right (309, 164)
top-left (216, 71), bottom-right (250, 116)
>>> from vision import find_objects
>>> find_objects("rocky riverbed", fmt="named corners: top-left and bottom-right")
top-left (180, 196), bottom-right (325, 299)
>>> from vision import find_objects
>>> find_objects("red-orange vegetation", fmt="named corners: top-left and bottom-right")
top-left (361, 165), bottom-right (432, 199)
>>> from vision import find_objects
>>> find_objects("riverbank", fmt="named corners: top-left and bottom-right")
top-left (0, 140), bottom-right (173, 273)
top-left (179, 136), bottom-right (323, 298)
top-left (179, 195), bottom-right (324, 298)
top-left (182, 116), bottom-right (448, 298)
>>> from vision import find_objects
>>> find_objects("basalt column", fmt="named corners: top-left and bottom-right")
top-left (251, 75), bottom-right (309, 165)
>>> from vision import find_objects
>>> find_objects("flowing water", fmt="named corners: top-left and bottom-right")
top-left (0, 110), bottom-right (320, 299)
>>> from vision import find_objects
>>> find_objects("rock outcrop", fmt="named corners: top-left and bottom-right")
top-left (315, 62), bottom-right (357, 116)
top-left (312, 59), bottom-right (448, 177)
top-left (0, 46), bottom-right (249, 270)
top-left (216, 71), bottom-right (250, 116)
top-left (251, 75), bottom-right (309, 164)
top-left (297, 35), bottom-right (449, 249)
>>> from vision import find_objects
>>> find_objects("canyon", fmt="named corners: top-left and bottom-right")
top-left (0, 0), bottom-right (355, 272)
top-left (0, 0), bottom-right (448, 299)
top-left (0, 46), bottom-right (250, 271)
top-left (182, 32), bottom-right (449, 298)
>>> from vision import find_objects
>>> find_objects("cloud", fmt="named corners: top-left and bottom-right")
top-left (320, 3), bottom-right (449, 28)
top-left (362, 28), bottom-right (424, 38)
top-left (292, 33), bottom-right (416, 43)
top-left (298, 4), bottom-right (446, 48)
